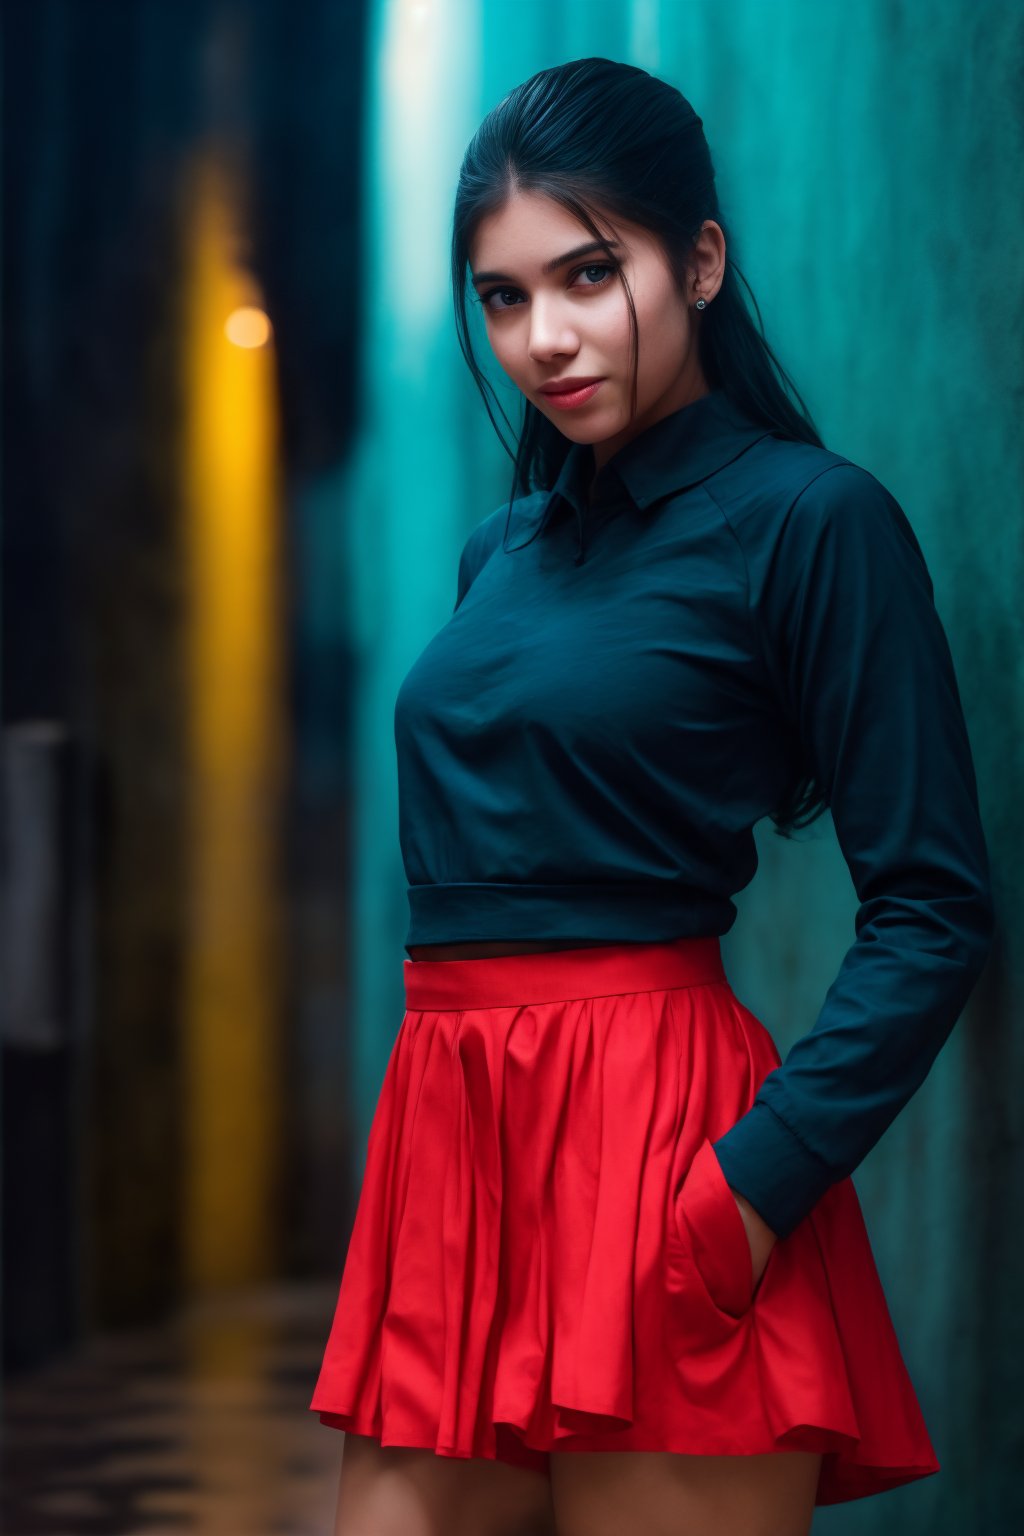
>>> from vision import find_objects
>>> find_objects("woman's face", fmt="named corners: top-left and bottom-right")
top-left (469, 190), bottom-right (725, 469)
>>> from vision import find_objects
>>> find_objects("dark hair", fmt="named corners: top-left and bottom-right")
top-left (451, 57), bottom-right (828, 837)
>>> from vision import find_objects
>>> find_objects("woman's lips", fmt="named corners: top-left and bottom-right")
top-left (538, 379), bottom-right (604, 410)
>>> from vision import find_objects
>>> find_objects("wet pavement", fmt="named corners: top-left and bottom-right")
top-left (1, 1280), bottom-right (345, 1535)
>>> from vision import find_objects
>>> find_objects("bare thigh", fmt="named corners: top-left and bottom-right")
top-left (549, 1449), bottom-right (822, 1536)
top-left (332, 1431), bottom-right (558, 1536)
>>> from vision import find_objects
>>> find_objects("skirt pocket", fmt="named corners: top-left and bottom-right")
top-left (669, 1134), bottom-right (767, 1321)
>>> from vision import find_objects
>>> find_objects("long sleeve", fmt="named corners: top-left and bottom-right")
top-left (712, 463), bottom-right (996, 1238)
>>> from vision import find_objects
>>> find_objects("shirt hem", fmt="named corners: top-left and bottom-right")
top-left (404, 881), bottom-right (735, 952)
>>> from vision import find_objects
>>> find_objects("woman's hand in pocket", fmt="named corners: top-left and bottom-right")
top-left (730, 1187), bottom-right (778, 1290)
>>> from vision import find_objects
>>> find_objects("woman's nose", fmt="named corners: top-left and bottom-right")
top-left (527, 299), bottom-right (578, 362)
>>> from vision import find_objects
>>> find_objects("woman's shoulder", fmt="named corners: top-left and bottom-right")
top-left (721, 434), bottom-right (935, 621)
top-left (729, 428), bottom-right (879, 506)
top-left (720, 432), bottom-right (918, 562)
top-left (457, 499), bottom-right (517, 569)
top-left (453, 498), bottom-right (531, 610)
top-left (459, 488), bottom-right (553, 563)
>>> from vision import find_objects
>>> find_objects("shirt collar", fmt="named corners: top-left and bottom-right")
top-left (504, 388), bottom-right (774, 565)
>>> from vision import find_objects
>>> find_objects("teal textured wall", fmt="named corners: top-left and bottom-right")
top-left (344, 4), bottom-right (1022, 1527)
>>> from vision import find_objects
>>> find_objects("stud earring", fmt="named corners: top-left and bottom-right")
top-left (694, 296), bottom-right (707, 310)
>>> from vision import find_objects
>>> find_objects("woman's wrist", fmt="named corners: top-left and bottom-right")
top-left (730, 1186), bottom-right (778, 1285)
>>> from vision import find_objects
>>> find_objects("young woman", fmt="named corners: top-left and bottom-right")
top-left (310, 59), bottom-right (994, 1536)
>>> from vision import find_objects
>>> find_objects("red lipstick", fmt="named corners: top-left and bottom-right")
top-left (538, 377), bottom-right (604, 410)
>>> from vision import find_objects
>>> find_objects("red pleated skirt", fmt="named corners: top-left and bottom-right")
top-left (309, 936), bottom-right (940, 1507)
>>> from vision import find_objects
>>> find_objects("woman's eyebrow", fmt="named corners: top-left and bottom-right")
top-left (471, 238), bottom-right (623, 288)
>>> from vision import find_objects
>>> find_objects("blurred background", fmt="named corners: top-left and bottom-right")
top-left (1, 0), bottom-right (1021, 1532)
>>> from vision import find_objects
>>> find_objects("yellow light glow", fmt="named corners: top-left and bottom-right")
top-left (224, 305), bottom-right (273, 348)
top-left (179, 149), bottom-right (286, 1292)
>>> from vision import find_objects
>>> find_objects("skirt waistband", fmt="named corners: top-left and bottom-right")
top-left (403, 935), bottom-right (727, 1011)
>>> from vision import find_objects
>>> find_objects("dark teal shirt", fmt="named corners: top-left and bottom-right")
top-left (393, 388), bottom-right (995, 1236)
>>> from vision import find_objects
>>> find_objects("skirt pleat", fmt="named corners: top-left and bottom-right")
top-left (309, 936), bottom-right (940, 1507)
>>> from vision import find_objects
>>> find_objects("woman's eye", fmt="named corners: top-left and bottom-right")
top-left (574, 262), bottom-right (615, 289)
top-left (480, 286), bottom-right (521, 313)
top-left (480, 262), bottom-right (616, 312)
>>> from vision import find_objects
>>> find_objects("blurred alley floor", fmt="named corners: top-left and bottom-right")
top-left (1, 1280), bottom-right (347, 1535)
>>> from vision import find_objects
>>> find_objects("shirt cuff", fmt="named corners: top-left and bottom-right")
top-left (711, 1100), bottom-right (836, 1239)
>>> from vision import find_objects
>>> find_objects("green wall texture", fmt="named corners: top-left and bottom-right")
top-left (338, 3), bottom-right (1023, 1528)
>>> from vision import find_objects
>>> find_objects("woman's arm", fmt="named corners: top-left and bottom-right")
top-left (712, 463), bottom-right (996, 1239)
